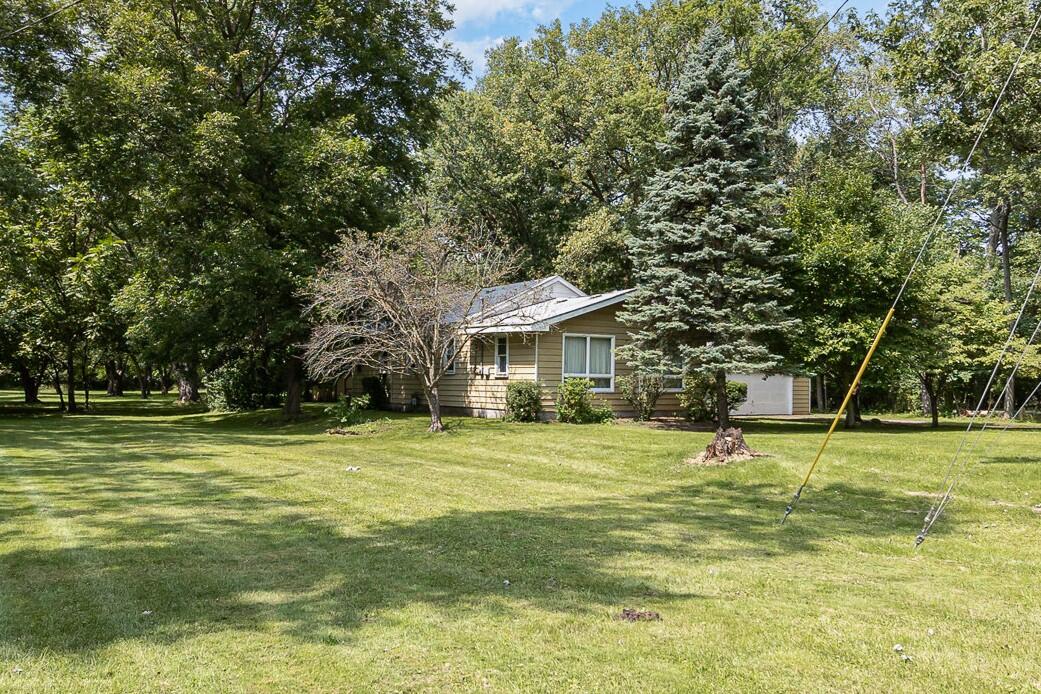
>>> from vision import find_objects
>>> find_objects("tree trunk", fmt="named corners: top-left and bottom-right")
top-left (843, 381), bottom-right (860, 429)
top-left (65, 346), bottom-right (78, 413)
top-left (17, 363), bottom-right (41, 404)
top-left (425, 383), bottom-right (444, 432)
top-left (692, 427), bottom-right (760, 464)
top-left (105, 359), bottom-right (125, 396)
top-left (814, 375), bottom-right (825, 412)
top-left (283, 354), bottom-right (304, 417)
top-left (714, 369), bottom-right (730, 429)
top-left (919, 160), bottom-right (927, 204)
top-left (921, 373), bottom-right (939, 429)
top-left (133, 358), bottom-right (151, 399)
top-left (986, 200), bottom-right (1004, 264)
top-left (175, 360), bottom-right (201, 403)
top-left (82, 342), bottom-right (91, 410)
top-left (998, 198), bottom-right (1013, 303)
top-left (997, 197), bottom-right (1015, 416)
top-left (53, 371), bottom-right (65, 412)
top-left (159, 365), bottom-right (172, 395)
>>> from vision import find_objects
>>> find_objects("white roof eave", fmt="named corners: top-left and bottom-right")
top-left (462, 322), bottom-right (551, 335)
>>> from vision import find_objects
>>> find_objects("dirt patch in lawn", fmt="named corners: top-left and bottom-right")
top-left (618, 609), bottom-right (661, 622)
top-left (636, 418), bottom-right (718, 432)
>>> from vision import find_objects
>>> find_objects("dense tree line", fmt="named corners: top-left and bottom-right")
top-left (1, 0), bottom-right (1039, 422)
top-left (420, 0), bottom-right (1041, 423)
top-left (0, 0), bottom-right (458, 413)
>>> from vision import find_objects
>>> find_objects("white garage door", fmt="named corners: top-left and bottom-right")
top-left (728, 374), bottom-right (793, 416)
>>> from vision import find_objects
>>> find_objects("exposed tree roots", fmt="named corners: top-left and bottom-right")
top-left (687, 427), bottom-right (764, 466)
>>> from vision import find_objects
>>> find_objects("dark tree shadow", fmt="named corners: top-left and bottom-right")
top-left (978, 454), bottom-right (1041, 465)
top-left (0, 439), bottom-right (934, 653)
top-left (641, 417), bottom-right (1024, 435)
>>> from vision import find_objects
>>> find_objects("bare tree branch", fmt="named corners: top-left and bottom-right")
top-left (303, 222), bottom-right (523, 431)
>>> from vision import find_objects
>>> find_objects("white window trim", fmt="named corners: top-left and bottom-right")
top-left (662, 374), bottom-right (684, 393)
top-left (444, 338), bottom-right (457, 375)
top-left (534, 334), bottom-right (539, 382)
top-left (562, 333), bottom-right (615, 393)
top-left (494, 335), bottom-right (509, 377)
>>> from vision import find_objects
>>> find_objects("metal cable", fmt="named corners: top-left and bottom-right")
top-left (916, 259), bottom-right (1041, 547)
top-left (1, 0), bottom-right (88, 41)
top-left (782, 7), bottom-right (1041, 525)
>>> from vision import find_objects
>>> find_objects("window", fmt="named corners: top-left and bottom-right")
top-left (563, 334), bottom-right (614, 391)
top-left (443, 338), bottom-right (456, 374)
top-left (494, 336), bottom-right (509, 376)
top-left (663, 375), bottom-right (684, 392)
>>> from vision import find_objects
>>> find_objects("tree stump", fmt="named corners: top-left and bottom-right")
top-left (688, 427), bottom-right (763, 465)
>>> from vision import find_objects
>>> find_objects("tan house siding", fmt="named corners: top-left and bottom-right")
top-left (339, 368), bottom-right (422, 410)
top-left (437, 334), bottom-right (537, 415)
top-left (333, 303), bottom-right (809, 419)
top-left (792, 376), bottom-right (811, 415)
top-left (336, 333), bottom-right (539, 416)
top-left (533, 304), bottom-right (683, 418)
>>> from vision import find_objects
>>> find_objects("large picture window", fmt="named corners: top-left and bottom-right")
top-left (563, 334), bottom-right (614, 391)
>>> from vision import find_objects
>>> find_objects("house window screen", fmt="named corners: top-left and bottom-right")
top-left (564, 336), bottom-right (586, 374)
top-left (443, 338), bottom-right (456, 374)
top-left (495, 336), bottom-right (509, 375)
top-left (562, 334), bottom-right (614, 391)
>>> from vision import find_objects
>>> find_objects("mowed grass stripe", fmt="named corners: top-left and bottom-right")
top-left (0, 395), bottom-right (1038, 691)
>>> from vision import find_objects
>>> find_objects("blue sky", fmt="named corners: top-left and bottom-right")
top-left (448, 0), bottom-right (893, 80)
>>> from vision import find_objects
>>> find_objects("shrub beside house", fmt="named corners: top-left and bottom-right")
top-left (329, 276), bottom-right (810, 420)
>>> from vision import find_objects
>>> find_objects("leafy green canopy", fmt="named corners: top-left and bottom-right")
top-left (422, 0), bottom-right (835, 290)
top-left (619, 26), bottom-right (795, 380)
top-left (782, 152), bottom-right (1016, 418)
top-left (0, 0), bottom-right (459, 404)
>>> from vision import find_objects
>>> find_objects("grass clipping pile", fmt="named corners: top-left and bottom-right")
top-left (687, 427), bottom-right (764, 466)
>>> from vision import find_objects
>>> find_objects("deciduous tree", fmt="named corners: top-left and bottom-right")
top-left (304, 223), bottom-right (514, 432)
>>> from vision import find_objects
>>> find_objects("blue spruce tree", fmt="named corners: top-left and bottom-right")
top-left (620, 26), bottom-right (794, 435)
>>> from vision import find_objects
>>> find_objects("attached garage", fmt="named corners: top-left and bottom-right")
top-left (726, 374), bottom-right (812, 416)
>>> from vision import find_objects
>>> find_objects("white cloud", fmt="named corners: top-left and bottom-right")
top-left (451, 35), bottom-right (506, 77)
top-left (449, 0), bottom-right (571, 26)
top-left (446, 0), bottom-right (575, 79)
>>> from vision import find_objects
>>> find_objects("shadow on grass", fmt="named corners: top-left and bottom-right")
top-left (0, 425), bottom-right (934, 653)
top-left (978, 454), bottom-right (1041, 465)
top-left (0, 396), bottom-right (202, 419)
top-left (644, 417), bottom-right (1008, 435)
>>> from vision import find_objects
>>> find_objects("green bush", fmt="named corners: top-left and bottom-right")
top-left (204, 360), bottom-right (281, 411)
top-left (617, 373), bottom-right (664, 421)
top-left (505, 381), bottom-right (543, 422)
top-left (324, 393), bottom-right (372, 426)
top-left (361, 376), bottom-right (391, 410)
top-left (556, 378), bottom-right (614, 424)
top-left (677, 374), bottom-right (747, 422)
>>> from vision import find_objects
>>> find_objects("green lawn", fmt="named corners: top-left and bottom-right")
top-left (0, 392), bottom-right (1038, 692)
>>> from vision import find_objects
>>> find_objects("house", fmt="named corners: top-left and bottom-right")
top-left (337, 275), bottom-right (810, 419)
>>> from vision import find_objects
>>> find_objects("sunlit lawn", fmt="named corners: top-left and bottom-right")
top-left (0, 391), bottom-right (1038, 692)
